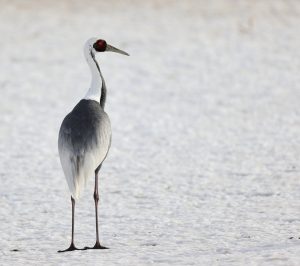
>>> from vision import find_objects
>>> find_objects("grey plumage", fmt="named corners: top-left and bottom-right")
top-left (58, 99), bottom-right (111, 199)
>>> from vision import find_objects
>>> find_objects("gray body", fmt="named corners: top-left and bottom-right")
top-left (58, 99), bottom-right (111, 199)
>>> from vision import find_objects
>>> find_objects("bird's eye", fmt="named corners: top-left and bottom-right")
top-left (93, 39), bottom-right (107, 52)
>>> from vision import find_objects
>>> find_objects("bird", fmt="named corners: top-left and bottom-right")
top-left (57, 38), bottom-right (129, 252)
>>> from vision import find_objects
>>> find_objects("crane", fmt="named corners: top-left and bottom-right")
top-left (57, 38), bottom-right (129, 252)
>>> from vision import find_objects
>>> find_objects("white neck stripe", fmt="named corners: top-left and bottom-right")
top-left (83, 44), bottom-right (102, 103)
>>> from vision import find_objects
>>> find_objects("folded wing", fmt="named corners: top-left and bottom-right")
top-left (58, 101), bottom-right (111, 199)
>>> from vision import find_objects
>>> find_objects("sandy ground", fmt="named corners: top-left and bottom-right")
top-left (0, 0), bottom-right (300, 265)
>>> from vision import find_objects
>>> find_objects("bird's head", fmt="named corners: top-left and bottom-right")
top-left (85, 37), bottom-right (129, 56)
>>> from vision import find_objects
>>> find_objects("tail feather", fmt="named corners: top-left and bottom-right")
top-left (62, 151), bottom-right (98, 200)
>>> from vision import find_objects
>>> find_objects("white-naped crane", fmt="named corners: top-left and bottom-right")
top-left (58, 38), bottom-right (129, 252)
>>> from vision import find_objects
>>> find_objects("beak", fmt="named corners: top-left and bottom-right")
top-left (106, 44), bottom-right (129, 56)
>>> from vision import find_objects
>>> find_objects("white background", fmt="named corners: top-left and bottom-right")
top-left (1, 0), bottom-right (300, 265)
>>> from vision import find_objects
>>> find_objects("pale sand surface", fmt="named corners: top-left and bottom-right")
top-left (0, 1), bottom-right (300, 265)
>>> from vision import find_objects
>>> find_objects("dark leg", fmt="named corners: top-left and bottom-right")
top-left (58, 196), bottom-right (83, 252)
top-left (84, 169), bottom-right (108, 250)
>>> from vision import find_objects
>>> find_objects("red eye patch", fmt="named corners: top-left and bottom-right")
top-left (93, 39), bottom-right (107, 52)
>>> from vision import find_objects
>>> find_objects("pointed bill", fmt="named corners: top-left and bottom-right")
top-left (106, 44), bottom-right (129, 56)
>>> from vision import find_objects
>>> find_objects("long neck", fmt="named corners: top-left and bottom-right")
top-left (84, 49), bottom-right (107, 108)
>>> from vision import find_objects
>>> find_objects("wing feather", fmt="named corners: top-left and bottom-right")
top-left (58, 101), bottom-right (111, 199)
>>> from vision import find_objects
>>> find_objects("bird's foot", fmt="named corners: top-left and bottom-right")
top-left (58, 242), bottom-right (84, 252)
top-left (83, 241), bottom-right (109, 250)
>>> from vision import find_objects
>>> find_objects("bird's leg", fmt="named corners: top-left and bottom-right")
top-left (94, 171), bottom-right (101, 247)
top-left (84, 170), bottom-right (108, 250)
top-left (58, 196), bottom-right (83, 252)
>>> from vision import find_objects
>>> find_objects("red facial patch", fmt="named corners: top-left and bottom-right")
top-left (93, 39), bottom-right (107, 52)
